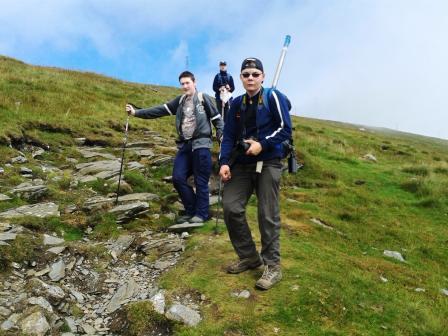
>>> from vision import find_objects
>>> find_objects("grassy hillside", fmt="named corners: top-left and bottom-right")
top-left (1, 56), bottom-right (448, 335)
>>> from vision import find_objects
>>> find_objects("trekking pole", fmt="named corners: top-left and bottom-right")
top-left (272, 35), bottom-right (291, 89)
top-left (271, 35), bottom-right (299, 173)
top-left (115, 114), bottom-right (130, 205)
top-left (214, 176), bottom-right (222, 234)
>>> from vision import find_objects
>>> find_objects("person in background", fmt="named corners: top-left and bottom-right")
top-left (212, 61), bottom-right (235, 117)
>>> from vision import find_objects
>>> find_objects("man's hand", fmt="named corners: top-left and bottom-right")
top-left (244, 139), bottom-right (262, 156)
top-left (219, 165), bottom-right (231, 182)
top-left (126, 104), bottom-right (136, 116)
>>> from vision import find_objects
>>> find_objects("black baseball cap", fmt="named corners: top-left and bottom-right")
top-left (219, 61), bottom-right (227, 66)
top-left (241, 57), bottom-right (263, 72)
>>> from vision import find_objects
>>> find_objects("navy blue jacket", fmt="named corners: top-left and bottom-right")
top-left (219, 87), bottom-right (292, 165)
top-left (212, 71), bottom-right (235, 100)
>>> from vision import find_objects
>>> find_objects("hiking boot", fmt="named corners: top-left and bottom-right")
top-left (188, 216), bottom-right (204, 224)
top-left (255, 264), bottom-right (282, 290)
top-left (226, 255), bottom-right (263, 274)
top-left (176, 215), bottom-right (192, 224)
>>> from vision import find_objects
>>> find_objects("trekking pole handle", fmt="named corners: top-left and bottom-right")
top-left (272, 35), bottom-right (291, 89)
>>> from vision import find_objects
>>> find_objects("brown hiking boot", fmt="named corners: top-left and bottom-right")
top-left (255, 264), bottom-right (282, 290)
top-left (226, 255), bottom-right (263, 274)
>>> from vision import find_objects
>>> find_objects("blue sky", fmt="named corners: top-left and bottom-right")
top-left (1, 0), bottom-right (447, 139)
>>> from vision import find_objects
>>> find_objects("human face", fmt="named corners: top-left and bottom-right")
top-left (240, 70), bottom-right (264, 96)
top-left (179, 77), bottom-right (196, 96)
top-left (220, 65), bottom-right (227, 72)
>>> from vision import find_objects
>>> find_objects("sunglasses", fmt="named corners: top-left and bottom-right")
top-left (241, 72), bottom-right (262, 78)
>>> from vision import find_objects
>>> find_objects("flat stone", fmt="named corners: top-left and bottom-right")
top-left (70, 289), bottom-right (85, 304)
top-left (32, 148), bottom-right (45, 159)
top-left (20, 167), bottom-right (33, 174)
top-left (383, 250), bottom-right (405, 262)
top-left (150, 290), bottom-right (165, 314)
top-left (1, 313), bottom-right (21, 331)
top-left (49, 259), bottom-right (66, 281)
top-left (28, 296), bottom-right (53, 312)
top-left (82, 196), bottom-right (114, 212)
top-left (441, 288), bottom-right (448, 296)
top-left (75, 159), bottom-right (120, 176)
top-left (108, 235), bottom-right (134, 259)
top-left (106, 279), bottom-right (138, 313)
top-left (77, 148), bottom-right (116, 160)
top-left (11, 156), bottom-right (27, 164)
top-left (43, 234), bottom-right (64, 245)
top-left (29, 278), bottom-right (65, 303)
top-left (20, 310), bottom-right (50, 336)
top-left (167, 222), bottom-right (204, 232)
top-left (363, 153), bottom-right (377, 162)
top-left (10, 183), bottom-right (48, 200)
top-left (0, 202), bottom-right (60, 219)
top-left (131, 148), bottom-right (155, 157)
top-left (108, 201), bottom-right (149, 224)
top-left (0, 232), bottom-right (17, 241)
top-left (166, 304), bottom-right (201, 326)
top-left (126, 161), bottom-right (145, 171)
top-left (0, 193), bottom-right (11, 201)
top-left (153, 260), bottom-right (172, 270)
top-left (0, 307), bottom-right (11, 317)
top-left (64, 317), bottom-right (77, 332)
top-left (47, 246), bottom-right (66, 254)
top-left (117, 193), bottom-right (159, 203)
top-left (0, 222), bottom-right (12, 231)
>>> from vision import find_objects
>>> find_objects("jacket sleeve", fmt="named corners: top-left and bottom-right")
top-left (228, 75), bottom-right (235, 93)
top-left (258, 90), bottom-right (292, 150)
top-left (219, 98), bottom-right (239, 166)
top-left (212, 75), bottom-right (220, 94)
top-left (203, 94), bottom-right (224, 139)
top-left (134, 96), bottom-right (180, 119)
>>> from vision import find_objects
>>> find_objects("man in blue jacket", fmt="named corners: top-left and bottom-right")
top-left (127, 71), bottom-right (224, 224)
top-left (212, 61), bottom-right (235, 116)
top-left (219, 58), bottom-right (292, 290)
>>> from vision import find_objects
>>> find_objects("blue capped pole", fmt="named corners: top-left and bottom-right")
top-left (272, 35), bottom-right (291, 89)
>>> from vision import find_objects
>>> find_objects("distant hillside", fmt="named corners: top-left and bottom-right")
top-left (1, 55), bottom-right (447, 335)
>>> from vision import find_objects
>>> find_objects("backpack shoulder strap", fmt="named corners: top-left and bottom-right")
top-left (197, 92), bottom-right (212, 119)
top-left (179, 94), bottom-right (187, 105)
top-left (198, 92), bottom-right (204, 104)
top-left (262, 87), bottom-right (272, 109)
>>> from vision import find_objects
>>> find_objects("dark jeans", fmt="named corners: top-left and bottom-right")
top-left (172, 142), bottom-right (212, 220)
top-left (222, 159), bottom-right (282, 265)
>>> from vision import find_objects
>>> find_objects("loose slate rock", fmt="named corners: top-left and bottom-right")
top-left (108, 201), bottom-right (149, 223)
top-left (165, 304), bottom-right (201, 326)
top-left (0, 193), bottom-right (11, 201)
top-left (20, 310), bottom-right (50, 336)
top-left (150, 290), bottom-right (166, 314)
top-left (49, 259), bottom-right (66, 281)
top-left (11, 156), bottom-right (27, 164)
top-left (43, 234), bottom-right (64, 246)
top-left (383, 250), bottom-right (405, 262)
top-left (0, 232), bottom-right (17, 241)
top-left (0, 202), bottom-right (60, 218)
top-left (167, 222), bottom-right (204, 232)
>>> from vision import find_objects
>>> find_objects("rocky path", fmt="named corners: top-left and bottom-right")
top-left (0, 130), bottom-right (211, 335)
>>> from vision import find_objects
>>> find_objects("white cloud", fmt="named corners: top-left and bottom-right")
top-left (1, 0), bottom-right (447, 139)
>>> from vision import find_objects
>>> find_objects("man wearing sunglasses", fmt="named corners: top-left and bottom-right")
top-left (219, 58), bottom-right (292, 290)
top-left (126, 71), bottom-right (224, 225)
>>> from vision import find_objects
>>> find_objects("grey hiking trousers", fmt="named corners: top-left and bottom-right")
top-left (222, 159), bottom-right (282, 265)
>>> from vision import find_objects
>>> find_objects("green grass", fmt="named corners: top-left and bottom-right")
top-left (0, 55), bottom-right (447, 335)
